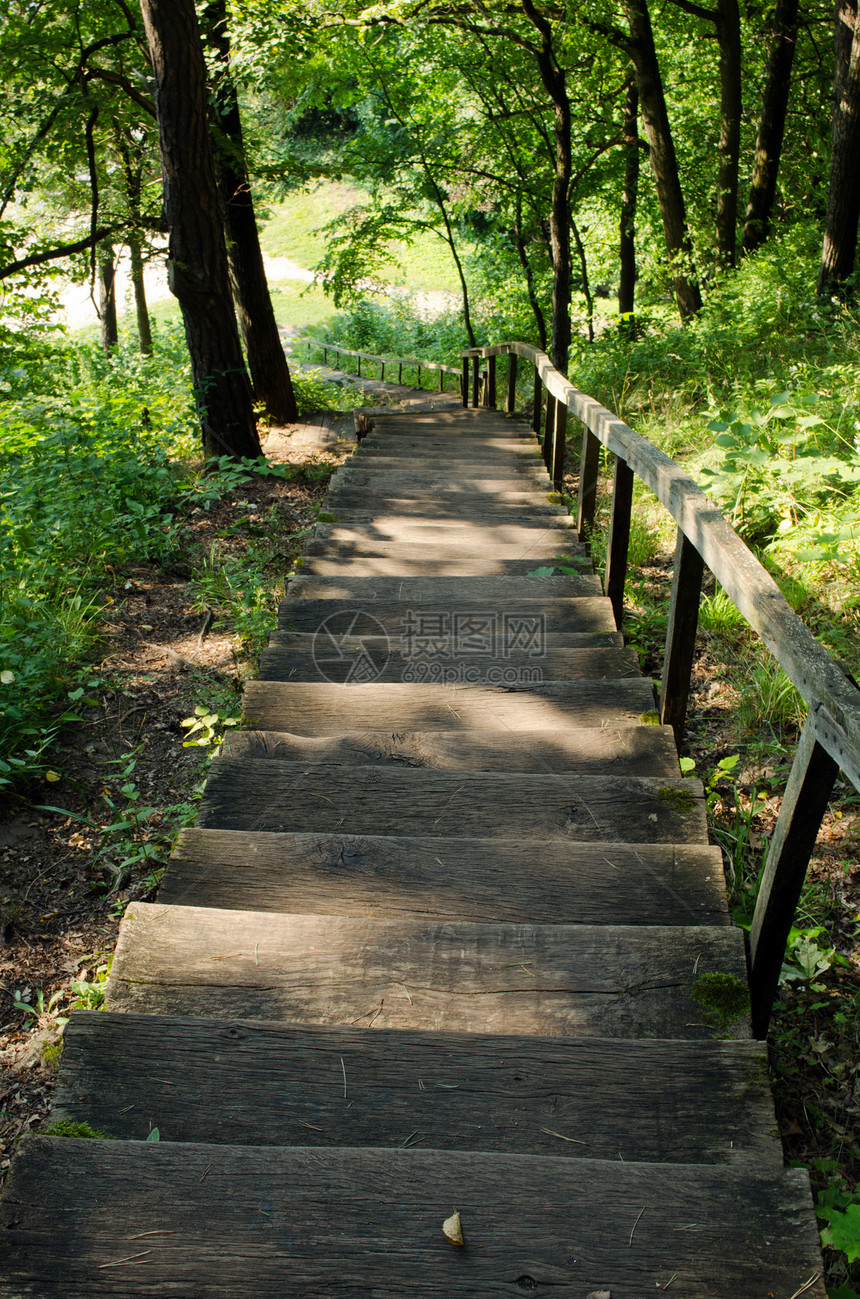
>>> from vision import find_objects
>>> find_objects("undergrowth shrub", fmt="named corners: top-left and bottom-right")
top-left (0, 326), bottom-right (197, 785)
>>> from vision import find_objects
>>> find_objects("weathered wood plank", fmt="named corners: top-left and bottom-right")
top-left (258, 643), bottom-right (640, 684)
top-left (299, 550), bottom-right (585, 577)
top-left (0, 1139), bottom-right (823, 1297)
top-left (106, 904), bottom-right (747, 1037)
top-left (277, 597), bottom-right (617, 634)
top-left (220, 724), bottom-right (675, 775)
top-left (54, 1013), bottom-right (777, 1164)
top-left (243, 679), bottom-right (656, 734)
top-left (285, 575), bottom-right (602, 601)
top-left (164, 829), bottom-right (726, 924)
top-left (311, 519), bottom-right (580, 546)
top-left (321, 493), bottom-right (573, 520)
top-left (197, 760), bottom-right (706, 841)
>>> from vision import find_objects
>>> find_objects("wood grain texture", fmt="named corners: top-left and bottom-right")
top-left (258, 643), bottom-right (640, 684)
top-left (243, 680), bottom-right (655, 735)
top-left (310, 521), bottom-right (581, 547)
top-left (196, 760), bottom-right (707, 843)
top-left (321, 496), bottom-right (575, 521)
top-left (55, 1012), bottom-right (777, 1163)
top-left (299, 549), bottom-right (587, 578)
top-left (164, 829), bottom-right (727, 924)
top-left (285, 575), bottom-right (602, 601)
top-left (0, 1139), bottom-right (824, 1296)
top-left (220, 724), bottom-right (677, 775)
top-left (106, 904), bottom-right (747, 1038)
top-left (277, 596), bottom-right (615, 635)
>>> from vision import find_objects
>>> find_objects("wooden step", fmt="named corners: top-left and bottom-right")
top-left (311, 520), bottom-right (581, 547)
top-left (285, 574), bottom-right (603, 601)
top-left (243, 679), bottom-right (656, 734)
top-left (277, 597), bottom-right (617, 634)
top-left (258, 641), bottom-right (640, 683)
top-left (299, 549), bottom-right (585, 576)
top-left (106, 904), bottom-right (747, 1037)
top-left (331, 469), bottom-right (552, 494)
top-left (53, 1012), bottom-right (778, 1164)
top-left (220, 724), bottom-right (676, 774)
top-left (165, 830), bottom-right (726, 923)
top-left (321, 496), bottom-right (574, 521)
top-left (0, 1138), bottom-right (824, 1296)
top-left (197, 761), bottom-right (706, 842)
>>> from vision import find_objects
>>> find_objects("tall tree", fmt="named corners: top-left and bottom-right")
top-left (618, 71), bottom-right (639, 323)
top-left (624, 0), bottom-right (702, 316)
top-left (138, 0), bottom-right (262, 458)
top-left (817, 0), bottom-right (860, 294)
top-left (742, 0), bottom-right (800, 253)
top-left (203, 0), bottom-right (298, 423)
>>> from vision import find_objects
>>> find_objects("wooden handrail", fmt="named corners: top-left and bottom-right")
top-left (290, 336), bottom-right (464, 394)
top-left (463, 339), bottom-right (860, 1038)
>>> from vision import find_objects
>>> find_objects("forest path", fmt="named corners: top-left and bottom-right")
top-left (0, 406), bottom-right (825, 1296)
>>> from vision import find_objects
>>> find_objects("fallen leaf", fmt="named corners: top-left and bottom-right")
top-left (442, 1208), bottom-right (464, 1247)
top-left (45, 771), bottom-right (61, 783)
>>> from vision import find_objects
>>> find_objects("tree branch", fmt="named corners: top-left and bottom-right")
top-left (0, 227), bottom-right (113, 281)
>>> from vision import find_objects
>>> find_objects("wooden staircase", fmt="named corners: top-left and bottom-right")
top-left (0, 406), bottom-right (824, 1296)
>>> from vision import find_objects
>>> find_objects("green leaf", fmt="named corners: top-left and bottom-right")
top-left (818, 1202), bottom-right (860, 1263)
top-left (146, 1128), bottom-right (161, 1142)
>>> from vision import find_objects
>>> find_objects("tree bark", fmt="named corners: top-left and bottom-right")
top-left (99, 242), bottom-right (119, 353)
top-left (714, 0), bottom-right (742, 266)
top-left (742, 0), bottom-right (800, 253)
top-left (523, 0), bottom-right (572, 373)
top-left (138, 0), bottom-right (261, 459)
top-left (625, 0), bottom-right (702, 317)
top-left (512, 194), bottom-right (548, 351)
top-left (817, 0), bottom-right (860, 295)
top-left (202, 1), bottom-right (298, 424)
top-left (619, 73), bottom-right (639, 323)
top-left (129, 235), bottom-right (153, 356)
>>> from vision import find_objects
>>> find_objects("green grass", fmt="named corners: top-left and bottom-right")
top-left (259, 180), bottom-right (468, 296)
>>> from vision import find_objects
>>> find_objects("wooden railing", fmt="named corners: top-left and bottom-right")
top-left (462, 339), bottom-right (860, 1039)
top-left (291, 337), bottom-right (465, 395)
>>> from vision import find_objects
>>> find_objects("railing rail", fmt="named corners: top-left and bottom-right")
top-left (462, 339), bottom-right (860, 1038)
top-left (291, 336), bottom-right (465, 395)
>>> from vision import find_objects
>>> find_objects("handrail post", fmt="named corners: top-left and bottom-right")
top-left (439, 367), bottom-right (444, 392)
top-left (749, 718), bottom-right (839, 1038)
top-left (531, 370), bottom-right (542, 435)
top-left (660, 530), bottom-right (704, 746)
top-left (461, 359), bottom-right (468, 407)
top-left (604, 456), bottom-right (635, 629)
top-left (471, 356), bottom-right (480, 408)
top-left (542, 393), bottom-right (556, 472)
top-left (487, 356), bottom-right (496, 409)
top-left (506, 353), bottom-right (518, 413)
top-left (551, 400), bottom-right (566, 490)
top-left (576, 427), bottom-right (601, 542)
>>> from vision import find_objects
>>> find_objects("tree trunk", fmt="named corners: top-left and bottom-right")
top-left (512, 195), bottom-right (548, 351)
top-left (714, 0), bottom-right (742, 266)
top-left (619, 73), bottom-right (639, 323)
top-left (625, 0), bottom-right (702, 318)
top-left (202, 1), bottom-right (298, 424)
top-left (817, 0), bottom-right (860, 295)
top-left (571, 219), bottom-right (594, 344)
top-left (523, 0), bottom-right (572, 374)
top-left (129, 236), bottom-right (153, 356)
top-left (99, 242), bottom-right (118, 353)
top-left (742, 0), bottom-right (800, 253)
top-left (138, 0), bottom-right (261, 459)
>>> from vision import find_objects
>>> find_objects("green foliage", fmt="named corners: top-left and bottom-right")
top-left (0, 328), bottom-right (198, 783)
top-left (689, 972), bottom-right (751, 1034)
